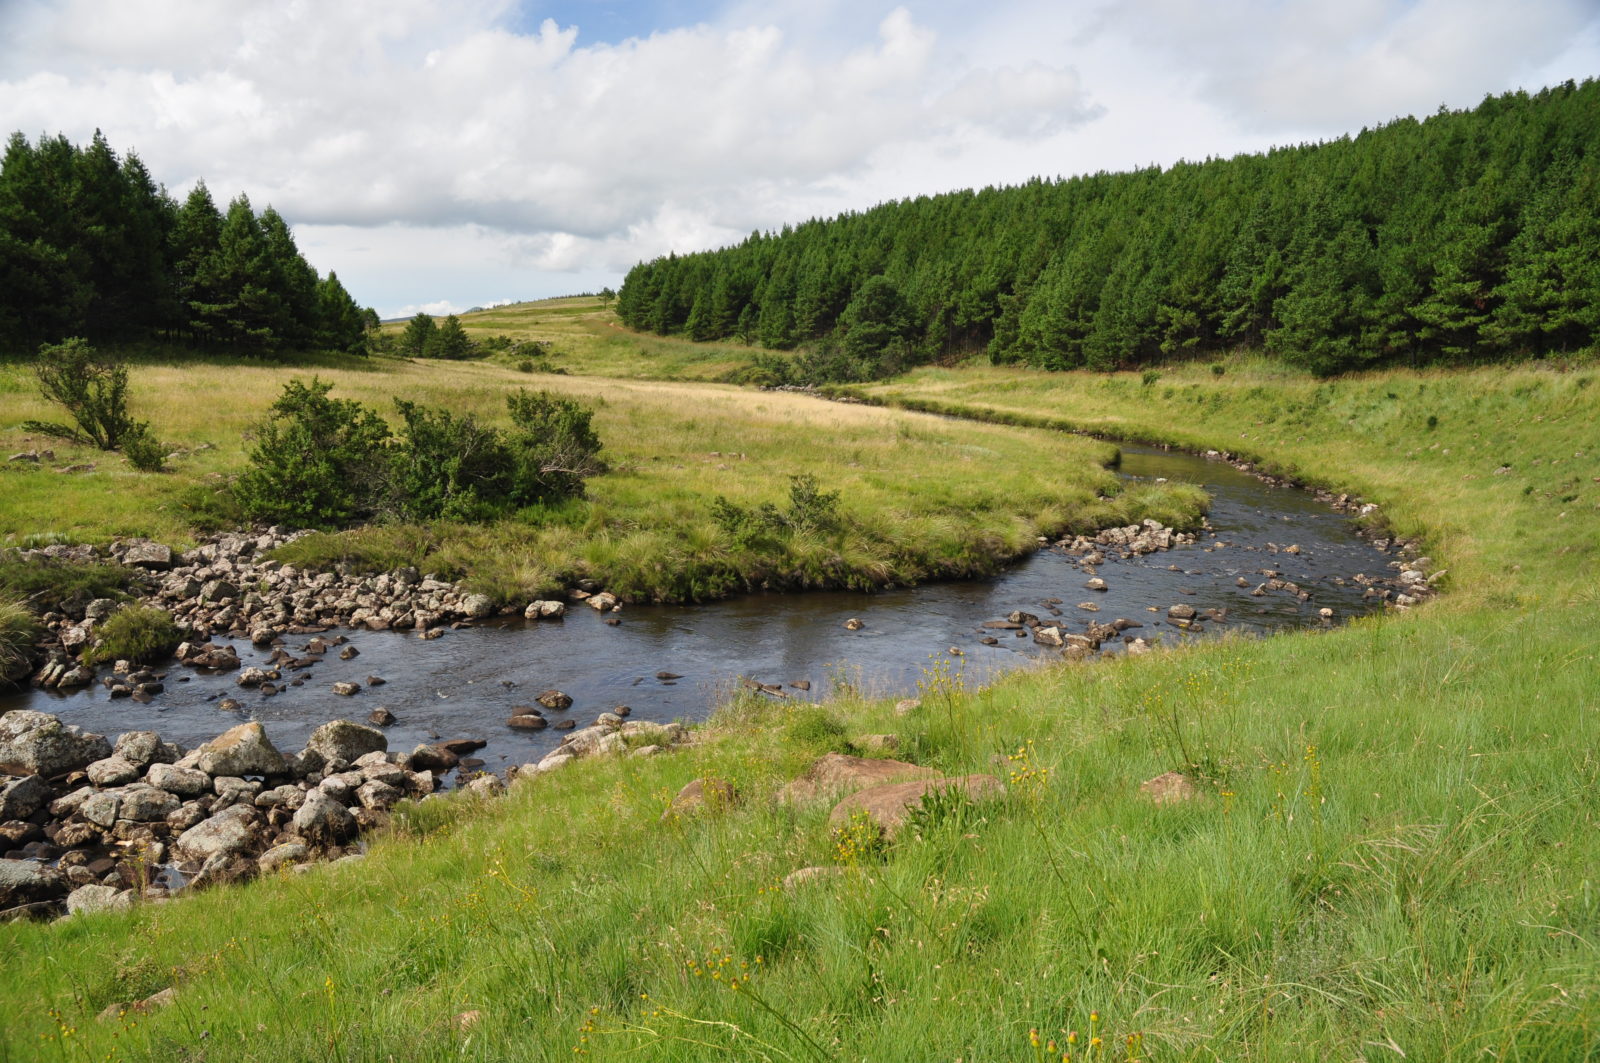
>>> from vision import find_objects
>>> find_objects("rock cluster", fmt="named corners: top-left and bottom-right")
top-left (1057, 518), bottom-right (1197, 558)
top-left (0, 710), bottom-right (476, 922)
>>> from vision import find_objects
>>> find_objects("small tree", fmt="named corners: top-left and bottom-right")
top-left (234, 377), bottom-right (391, 527)
top-left (399, 312), bottom-right (436, 357)
top-left (22, 338), bottom-right (143, 449)
top-left (505, 388), bottom-right (605, 501)
top-left (428, 314), bottom-right (475, 359)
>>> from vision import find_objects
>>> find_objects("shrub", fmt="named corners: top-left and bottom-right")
top-left (21, 338), bottom-right (146, 450)
top-left (1141, 368), bottom-right (1162, 387)
top-left (236, 380), bottom-right (604, 528)
top-left (234, 377), bottom-right (391, 528)
top-left (711, 475), bottom-right (843, 547)
top-left (1211, 362), bottom-right (1227, 376)
top-left (120, 423), bottom-right (167, 472)
top-left (83, 605), bottom-right (182, 666)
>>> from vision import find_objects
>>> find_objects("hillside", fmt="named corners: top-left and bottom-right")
top-left (618, 80), bottom-right (1600, 378)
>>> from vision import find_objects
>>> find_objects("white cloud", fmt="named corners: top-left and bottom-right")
top-left (2, 0), bottom-right (1596, 316)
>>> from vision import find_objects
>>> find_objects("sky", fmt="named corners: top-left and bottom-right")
top-left (3, 0), bottom-right (1598, 319)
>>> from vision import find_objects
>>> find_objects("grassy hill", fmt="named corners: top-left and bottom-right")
top-left (1, 315), bottom-right (1597, 1060)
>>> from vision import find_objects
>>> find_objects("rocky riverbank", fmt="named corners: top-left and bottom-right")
top-left (0, 706), bottom-right (691, 922)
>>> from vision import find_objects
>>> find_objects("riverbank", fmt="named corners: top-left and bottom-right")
top-left (1, 356), bottom-right (1596, 1061)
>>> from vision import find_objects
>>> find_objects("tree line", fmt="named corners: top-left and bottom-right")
top-left (617, 79), bottom-right (1600, 378)
top-left (0, 130), bottom-right (375, 355)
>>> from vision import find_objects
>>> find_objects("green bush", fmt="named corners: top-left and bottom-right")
top-left (21, 338), bottom-right (147, 450)
top-left (234, 377), bottom-right (391, 527)
top-left (120, 423), bottom-right (167, 472)
top-left (236, 379), bottom-right (604, 528)
top-left (711, 475), bottom-right (843, 547)
top-left (83, 605), bottom-right (182, 666)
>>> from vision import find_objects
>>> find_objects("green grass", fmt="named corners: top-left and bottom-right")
top-left (3, 350), bottom-right (1598, 1061)
top-left (2, 351), bottom-right (1204, 604)
top-left (0, 596), bottom-right (36, 683)
top-left (82, 604), bottom-right (182, 666)
top-left (0, 555), bottom-right (136, 608)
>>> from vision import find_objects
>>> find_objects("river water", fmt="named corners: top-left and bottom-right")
top-left (3, 446), bottom-right (1397, 772)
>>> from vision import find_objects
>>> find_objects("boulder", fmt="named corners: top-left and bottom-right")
top-left (0, 711), bottom-right (112, 777)
top-left (305, 720), bottom-right (387, 764)
top-left (86, 756), bottom-right (142, 787)
top-left (82, 791), bottom-right (122, 828)
top-left (66, 883), bottom-right (132, 916)
top-left (1139, 771), bottom-right (1198, 805)
top-left (779, 753), bottom-right (937, 805)
top-left (586, 591), bottom-right (618, 612)
top-left (120, 787), bottom-right (180, 822)
top-left (355, 780), bottom-right (404, 810)
top-left (237, 667), bottom-right (272, 688)
top-left (175, 804), bottom-right (262, 862)
top-left (826, 774), bottom-right (1004, 839)
top-left (258, 842), bottom-right (310, 873)
top-left (195, 722), bottom-right (286, 777)
top-left (331, 681), bottom-right (361, 696)
top-left (122, 542), bottom-right (173, 570)
top-left (536, 689), bottom-right (573, 711)
top-left (292, 790), bottom-right (357, 845)
top-left (462, 594), bottom-right (495, 619)
top-left (1085, 578), bottom-right (1108, 592)
top-left (0, 859), bottom-right (67, 909)
top-left (660, 777), bottom-right (738, 820)
top-left (463, 774), bottom-right (503, 799)
top-left (408, 744), bottom-right (459, 773)
top-left (0, 774), bottom-right (50, 820)
top-left (146, 762), bottom-right (211, 797)
top-left (507, 714), bottom-right (548, 730)
top-left (1167, 604), bottom-right (1197, 621)
top-left (525, 600), bottom-right (565, 619)
top-left (114, 731), bottom-right (181, 770)
top-left (367, 707), bottom-right (396, 727)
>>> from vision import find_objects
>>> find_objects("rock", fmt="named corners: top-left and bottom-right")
top-left (0, 711), bottom-right (113, 777)
top-left (355, 780), bottom-right (404, 810)
top-left (175, 804), bottom-right (262, 862)
top-left (1318, 607), bottom-right (1334, 619)
top-left (462, 593), bottom-right (496, 619)
top-left (253, 784), bottom-right (302, 809)
top-left (305, 720), bottom-right (387, 764)
top-left (82, 791), bottom-right (123, 828)
top-left (1032, 626), bottom-right (1065, 647)
top-left (146, 762), bottom-right (210, 797)
top-left (331, 681), bottom-right (360, 696)
top-left (86, 756), bottom-right (142, 787)
top-left (250, 626), bottom-right (279, 646)
top-left (1076, 601), bottom-right (1100, 612)
top-left (531, 752), bottom-right (574, 774)
top-left (1139, 771), bottom-right (1198, 805)
top-left (0, 774), bottom-right (51, 820)
top-left (826, 774), bottom-right (1004, 840)
top-left (660, 777), bottom-right (738, 820)
top-left (122, 542), bottom-right (173, 570)
top-left (114, 731), bottom-right (180, 770)
top-left (1085, 578), bottom-right (1108, 592)
top-left (1125, 638), bottom-right (1152, 656)
top-left (237, 666), bottom-right (273, 688)
top-left (66, 883), bottom-right (132, 916)
top-left (338, 645), bottom-right (359, 660)
top-left (409, 744), bottom-right (459, 773)
top-left (120, 787), bottom-right (180, 821)
top-left (258, 842), bottom-right (310, 873)
top-left (195, 722), bottom-right (286, 777)
top-left (524, 600), bottom-right (565, 619)
top-left (0, 859), bottom-right (68, 908)
top-left (586, 592), bottom-right (618, 612)
top-left (852, 734), bottom-right (899, 753)
top-left (507, 714), bottom-right (548, 730)
top-left (84, 598), bottom-right (118, 621)
top-left (779, 753), bottom-right (937, 805)
top-left (292, 790), bottom-right (357, 845)
top-left (368, 707), bottom-right (397, 726)
top-left (552, 720), bottom-right (575, 731)
top-left (1167, 604), bottom-right (1197, 621)
top-left (783, 866), bottom-right (846, 890)
top-left (617, 720), bottom-right (687, 745)
top-left (893, 698), bottom-right (920, 717)
top-left (464, 774), bottom-right (504, 799)
top-left (595, 712), bottom-right (625, 729)
top-left (843, 618), bottom-right (864, 631)
top-left (536, 689), bottom-right (573, 710)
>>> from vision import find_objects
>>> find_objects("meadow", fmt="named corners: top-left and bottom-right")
top-left (0, 314), bottom-right (1597, 1061)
